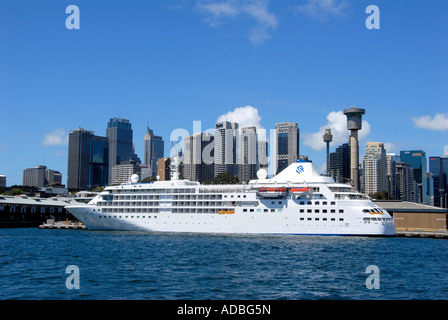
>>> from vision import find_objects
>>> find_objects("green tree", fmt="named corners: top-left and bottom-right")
top-left (10, 188), bottom-right (24, 196)
top-left (141, 176), bottom-right (157, 183)
top-left (203, 172), bottom-right (239, 185)
top-left (369, 190), bottom-right (394, 200)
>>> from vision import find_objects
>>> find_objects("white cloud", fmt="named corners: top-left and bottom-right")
top-left (296, 0), bottom-right (349, 21)
top-left (303, 111), bottom-right (371, 151)
top-left (412, 113), bottom-right (448, 131)
top-left (42, 129), bottom-right (68, 146)
top-left (217, 105), bottom-right (263, 129)
top-left (383, 142), bottom-right (396, 154)
top-left (196, 0), bottom-right (278, 44)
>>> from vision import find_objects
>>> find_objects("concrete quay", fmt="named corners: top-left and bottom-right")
top-left (395, 230), bottom-right (448, 239)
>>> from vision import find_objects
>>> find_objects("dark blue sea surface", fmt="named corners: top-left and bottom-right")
top-left (0, 228), bottom-right (447, 300)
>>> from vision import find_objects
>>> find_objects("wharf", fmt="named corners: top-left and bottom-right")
top-left (395, 230), bottom-right (448, 239)
top-left (38, 220), bottom-right (86, 230)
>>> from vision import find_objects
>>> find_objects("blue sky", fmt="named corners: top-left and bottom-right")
top-left (1, 0), bottom-right (447, 186)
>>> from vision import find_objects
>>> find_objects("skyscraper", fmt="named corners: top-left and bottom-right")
top-left (329, 143), bottom-right (351, 183)
top-left (67, 128), bottom-right (109, 189)
top-left (363, 142), bottom-right (388, 196)
top-left (429, 156), bottom-right (448, 207)
top-left (157, 158), bottom-right (171, 181)
top-left (400, 150), bottom-right (428, 204)
top-left (106, 118), bottom-right (140, 184)
top-left (0, 175), bottom-right (6, 188)
top-left (257, 139), bottom-right (268, 171)
top-left (143, 125), bottom-right (164, 178)
top-left (239, 127), bottom-right (258, 182)
top-left (184, 132), bottom-right (214, 183)
top-left (273, 122), bottom-right (299, 175)
top-left (214, 121), bottom-right (239, 177)
top-left (395, 161), bottom-right (417, 202)
top-left (386, 153), bottom-right (399, 200)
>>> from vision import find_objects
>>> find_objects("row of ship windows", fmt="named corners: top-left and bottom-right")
top-left (96, 215), bottom-right (346, 222)
top-left (242, 208), bottom-right (344, 213)
top-left (98, 208), bottom-right (344, 214)
top-left (99, 215), bottom-right (158, 219)
top-left (300, 217), bottom-right (343, 221)
top-left (110, 195), bottom-right (225, 200)
top-left (97, 202), bottom-right (230, 207)
top-left (113, 189), bottom-right (243, 194)
top-left (263, 200), bottom-right (338, 206)
top-left (298, 201), bottom-right (336, 205)
top-left (364, 218), bottom-right (393, 222)
top-left (99, 208), bottom-right (224, 214)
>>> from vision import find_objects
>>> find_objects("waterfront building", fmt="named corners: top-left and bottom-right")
top-left (111, 160), bottom-right (141, 185)
top-left (67, 128), bottom-right (109, 190)
top-left (273, 122), bottom-right (300, 175)
top-left (363, 142), bottom-right (388, 196)
top-left (0, 194), bottom-right (83, 228)
top-left (400, 150), bottom-right (429, 204)
top-left (143, 125), bottom-right (164, 178)
top-left (184, 132), bottom-right (214, 183)
top-left (23, 166), bottom-right (46, 188)
top-left (45, 169), bottom-right (62, 186)
top-left (329, 143), bottom-right (351, 183)
top-left (106, 118), bottom-right (140, 184)
top-left (444, 145), bottom-right (448, 156)
top-left (23, 166), bottom-right (62, 188)
top-left (214, 121), bottom-right (239, 177)
top-left (239, 127), bottom-right (258, 182)
top-left (0, 175), bottom-right (6, 188)
top-left (429, 156), bottom-right (448, 208)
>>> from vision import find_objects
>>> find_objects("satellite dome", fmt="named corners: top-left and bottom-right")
top-left (256, 169), bottom-right (268, 180)
top-left (130, 174), bottom-right (139, 184)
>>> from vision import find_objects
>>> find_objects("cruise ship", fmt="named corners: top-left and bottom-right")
top-left (65, 159), bottom-right (396, 236)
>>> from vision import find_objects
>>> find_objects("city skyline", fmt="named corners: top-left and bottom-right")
top-left (1, 1), bottom-right (448, 186)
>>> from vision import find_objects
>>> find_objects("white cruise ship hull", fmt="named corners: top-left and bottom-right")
top-left (65, 160), bottom-right (396, 237)
top-left (67, 204), bottom-right (396, 236)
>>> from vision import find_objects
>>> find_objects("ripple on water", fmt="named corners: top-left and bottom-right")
top-left (1, 229), bottom-right (448, 300)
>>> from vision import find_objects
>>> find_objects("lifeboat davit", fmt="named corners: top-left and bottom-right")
top-left (257, 187), bottom-right (288, 198)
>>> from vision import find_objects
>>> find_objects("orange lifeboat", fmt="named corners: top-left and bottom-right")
top-left (289, 187), bottom-right (310, 195)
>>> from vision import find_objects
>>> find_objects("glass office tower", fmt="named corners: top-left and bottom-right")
top-left (400, 150), bottom-right (428, 204)
top-left (67, 128), bottom-right (109, 189)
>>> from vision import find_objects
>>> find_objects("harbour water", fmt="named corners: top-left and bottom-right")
top-left (0, 228), bottom-right (447, 300)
